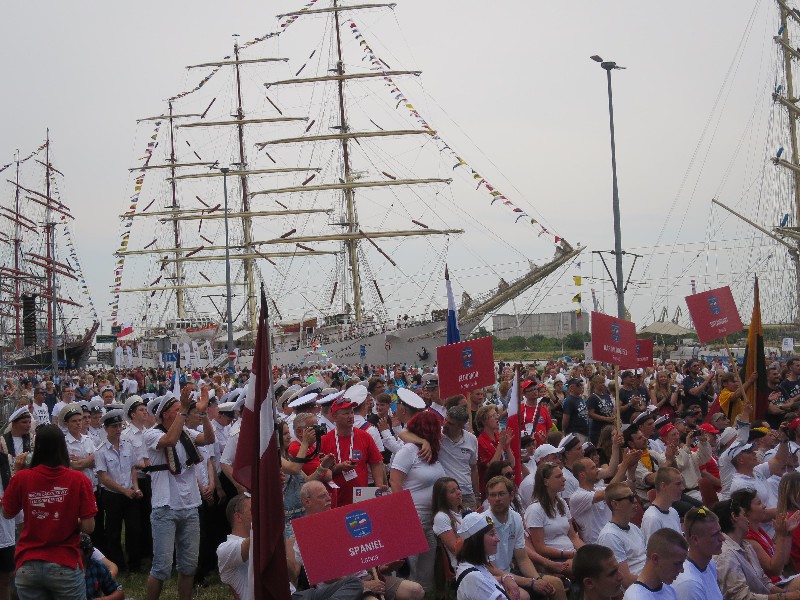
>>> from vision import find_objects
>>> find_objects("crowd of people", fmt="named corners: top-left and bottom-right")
top-left (2, 354), bottom-right (800, 600)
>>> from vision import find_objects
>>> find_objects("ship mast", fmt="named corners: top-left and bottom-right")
top-left (233, 41), bottom-right (258, 336)
top-left (333, 0), bottom-right (364, 323)
top-left (44, 131), bottom-right (58, 371)
top-left (167, 102), bottom-right (186, 319)
top-left (13, 153), bottom-right (21, 351)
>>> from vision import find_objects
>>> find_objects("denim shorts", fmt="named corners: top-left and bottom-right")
top-left (15, 560), bottom-right (85, 600)
top-left (150, 505), bottom-right (200, 580)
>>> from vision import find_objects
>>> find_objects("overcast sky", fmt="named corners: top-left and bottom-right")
top-left (0, 1), bottom-right (789, 332)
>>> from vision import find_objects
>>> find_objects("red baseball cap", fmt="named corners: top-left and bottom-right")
top-left (330, 399), bottom-right (357, 416)
top-left (658, 423), bottom-right (676, 440)
top-left (697, 423), bottom-right (720, 435)
top-left (789, 418), bottom-right (800, 432)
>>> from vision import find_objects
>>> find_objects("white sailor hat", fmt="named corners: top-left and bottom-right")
top-left (146, 396), bottom-right (161, 416)
top-left (89, 395), bottom-right (103, 405)
top-left (321, 387), bottom-right (339, 397)
top-left (99, 385), bottom-right (115, 395)
top-left (101, 409), bottom-right (125, 427)
top-left (288, 393), bottom-right (319, 409)
top-left (317, 390), bottom-right (344, 406)
top-left (632, 407), bottom-right (657, 426)
top-left (140, 392), bottom-right (157, 401)
top-left (108, 402), bottom-right (125, 411)
top-left (728, 442), bottom-right (755, 461)
top-left (457, 512), bottom-right (494, 539)
top-left (59, 402), bottom-right (85, 426)
top-left (124, 395), bottom-right (145, 420)
top-left (88, 398), bottom-right (105, 414)
top-left (422, 373), bottom-right (439, 388)
top-left (396, 388), bottom-right (425, 410)
top-left (233, 393), bottom-right (246, 413)
top-left (77, 401), bottom-right (90, 413)
top-left (558, 433), bottom-right (581, 452)
top-left (278, 386), bottom-right (302, 406)
top-left (652, 414), bottom-right (671, 429)
top-left (358, 379), bottom-right (369, 388)
top-left (344, 385), bottom-right (368, 406)
top-left (218, 402), bottom-right (237, 414)
top-left (154, 393), bottom-right (178, 419)
top-left (8, 406), bottom-right (31, 423)
top-left (298, 381), bottom-right (324, 397)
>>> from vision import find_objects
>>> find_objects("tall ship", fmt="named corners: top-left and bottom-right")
top-left (0, 134), bottom-right (99, 369)
top-left (113, 0), bottom-right (583, 369)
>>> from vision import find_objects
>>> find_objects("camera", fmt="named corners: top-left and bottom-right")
top-left (310, 424), bottom-right (328, 439)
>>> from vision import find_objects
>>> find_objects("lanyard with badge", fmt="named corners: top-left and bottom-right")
top-left (335, 432), bottom-right (358, 481)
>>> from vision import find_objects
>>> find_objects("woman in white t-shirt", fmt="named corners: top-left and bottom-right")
top-left (390, 412), bottom-right (446, 593)
top-left (525, 462), bottom-right (583, 577)
top-left (455, 512), bottom-right (512, 600)
top-left (432, 477), bottom-right (464, 576)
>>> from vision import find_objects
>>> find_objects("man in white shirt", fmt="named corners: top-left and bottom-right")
top-left (30, 388), bottom-right (50, 427)
top-left (641, 467), bottom-right (683, 542)
top-left (728, 439), bottom-right (787, 524)
top-left (597, 482), bottom-right (648, 589)
top-left (570, 450), bottom-right (639, 544)
top-left (144, 385), bottom-right (215, 600)
top-left (216, 493), bottom-right (252, 599)
top-left (672, 507), bottom-right (724, 600)
top-left (622, 528), bottom-right (687, 600)
top-left (437, 406), bottom-right (479, 509)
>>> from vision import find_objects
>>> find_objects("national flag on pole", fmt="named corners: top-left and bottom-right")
top-left (505, 367), bottom-right (522, 486)
top-left (232, 286), bottom-right (291, 600)
top-left (744, 277), bottom-right (769, 420)
top-left (445, 265), bottom-right (460, 345)
top-left (172, 367), bottom-right (181, 398)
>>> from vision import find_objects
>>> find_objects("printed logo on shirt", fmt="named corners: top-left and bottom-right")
top-left (28, 486), bottom-right (68, 508)
top-left (345, 510), bottom-right (372, 538)
top-left (351, 449), bottom-right (362, 461)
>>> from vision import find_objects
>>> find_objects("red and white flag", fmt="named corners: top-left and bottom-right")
top-left (232, 288), bottom-right (291, 600)
top-left (505, 367), bottom-right (523, 486)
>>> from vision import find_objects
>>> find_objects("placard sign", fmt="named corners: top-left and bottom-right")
top-left (684, 286), bottom-right (743, 343)
top-left (292, 490), bottom-right (428, 585)
top-left (436, 336), bottom-right (495, 398)
top-left (633, 338), bottom-right (654, 369)
top-left (591, 312), bottom-right (637, 366)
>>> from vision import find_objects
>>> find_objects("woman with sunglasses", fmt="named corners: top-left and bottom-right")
top-left (455, 512), bottom-right (516, 600)
top-left (527, 462), bottom-right (583, 577)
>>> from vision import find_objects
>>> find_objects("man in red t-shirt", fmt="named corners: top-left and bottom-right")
top-left (319, 398), bottom-right (386, 507)
top-left (520, 381), bottom-right (553, 446)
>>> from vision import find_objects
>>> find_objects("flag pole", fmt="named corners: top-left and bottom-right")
top-left (614, 364), bottom-right (622, 432)
top-left (723, 335), bottom-right (743, 387)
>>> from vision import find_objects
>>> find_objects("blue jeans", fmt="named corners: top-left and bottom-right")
top-left (15, 560), bottom-right (85, 600)
top-left (150, 505), bottom-right (200, 580)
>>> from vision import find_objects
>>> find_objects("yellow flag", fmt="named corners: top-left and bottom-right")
top-left (572, 293), bottom-right (581, 303)
top-left (573, 276), bottom-right (582, 286)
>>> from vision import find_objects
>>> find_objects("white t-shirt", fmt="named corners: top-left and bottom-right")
top-left (562, 467), bottom-right (579, 500)
top-left (438, 432), bottom-right (478, 496)
top-left (569, 486), bottom-right (610, 544)
top-left (597, 522), bottom-right (647, 576)
top-left (391, 443), bottom-right (445, 523)
top-left (489, 509), bottom-right (526, 572)
top-left (524, 501), bottom-right (575, 552)
top-left (31, 403), bottom-right (50, 427)
top-left (623, 581), bottom-right (678, 600)
top-left (641, 505), bottom-right (681, 542)
top-left (455, 563), bottom-right (507, 600)
top-left (432, 510), bottom-right (462, 571)
top-left (518, 471), bottom-right (536, 510)
top-left (672, 558), bottom-right (722, 600)
top-left (217, 534), bottom-right (249, 600)
top-left (730, 463), bottom-right (776, 508)
top-left (144, 426), bottom-right (202, 510)
top-left (0, 476), bottom-right (15, 549)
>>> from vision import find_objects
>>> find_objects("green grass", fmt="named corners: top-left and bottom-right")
top-left (116, 571), bottom-right (231, 599)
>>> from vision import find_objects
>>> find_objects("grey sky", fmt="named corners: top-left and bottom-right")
top-left (0, 1), bottom-right (784, 331)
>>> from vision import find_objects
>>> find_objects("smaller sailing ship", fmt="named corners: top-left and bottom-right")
top-left (0, 134), bottom-right (99, 369)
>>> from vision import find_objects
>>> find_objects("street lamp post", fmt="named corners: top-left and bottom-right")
top-left (591, 55), bottom-right (627, 320)
top-left (221, 167), bottom-right (235, 369)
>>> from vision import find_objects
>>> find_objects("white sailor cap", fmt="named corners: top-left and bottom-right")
top-left (278, 386), bottom-right (302, 406)
top-left (77, 401), bottom-right (90, 413)
top-left (218, 402), bottom-right (237, 414)
top-left (632, 407), bottom-right (657, 426)
top-left (154, 393), bottom-right (178, 419)
top-left (396, 388), bottom-right (425, 410)
top-left (87, 398), bottom-right (105, 414)
top-left (320, 387), bottom-right (339, 397)
top-left (288, 393), bottom-right (319, 409)
top-left (140, 393), bottom-right (157, 401)
top-left (89, 395), bottom-right (104, 405)
top-left (8, 406), bottom-right (31, 423)
top-left (317, 390), bottom-right (344, 406)
top-left (558, 433), bottom-right (581, 452)
top-left (533, 443), bottom-right (565, 462)
top-left (99, 385), bottom-right (115, 395)
top-left (728, 442), bottom-right (755, 461)
top-left (59, 402), bottom-right (85, 426)
top-left (298, 381), bottom-right (324, 397)
top-left (344, 385), bottom-right (368, 406)
top-left (146, 396), bottom-right (161, 416)
top-left (233, 393), bottom-right (246, 413)
top-left (124, 395), bottom-right (146, 420)
top-left (458, 512), bottom-right (494, 539)
top-left (101, 409), bottom-right (125, 427)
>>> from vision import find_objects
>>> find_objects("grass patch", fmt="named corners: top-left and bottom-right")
top-left (116, 571), bottom-right (231, 599)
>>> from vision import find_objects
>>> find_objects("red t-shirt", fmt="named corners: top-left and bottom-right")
top-left (520, 402), bottom-right (553, 446)
top-left (2, 464), bottom-right (97, 570)
top-left (477, 431), bottom-right (501, 498)
top-left (287, 440), bottom-right (338, 507)
top-left (320, 428), bottom-right (382, 507)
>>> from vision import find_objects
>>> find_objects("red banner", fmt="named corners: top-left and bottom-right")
top-left (684, 286), bottom-right (743, 343)
top-left (591, 312), bottom-right (637, 366)
top-left (292, 490), bottom-right (428, 585)
top-left (436, 336), bottom-right (495, 398)
top-left (635, 338), bottom-right (654, 368)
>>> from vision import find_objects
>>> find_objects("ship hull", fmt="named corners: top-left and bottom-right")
top-left (12, 341), bottom-right (93, 369)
